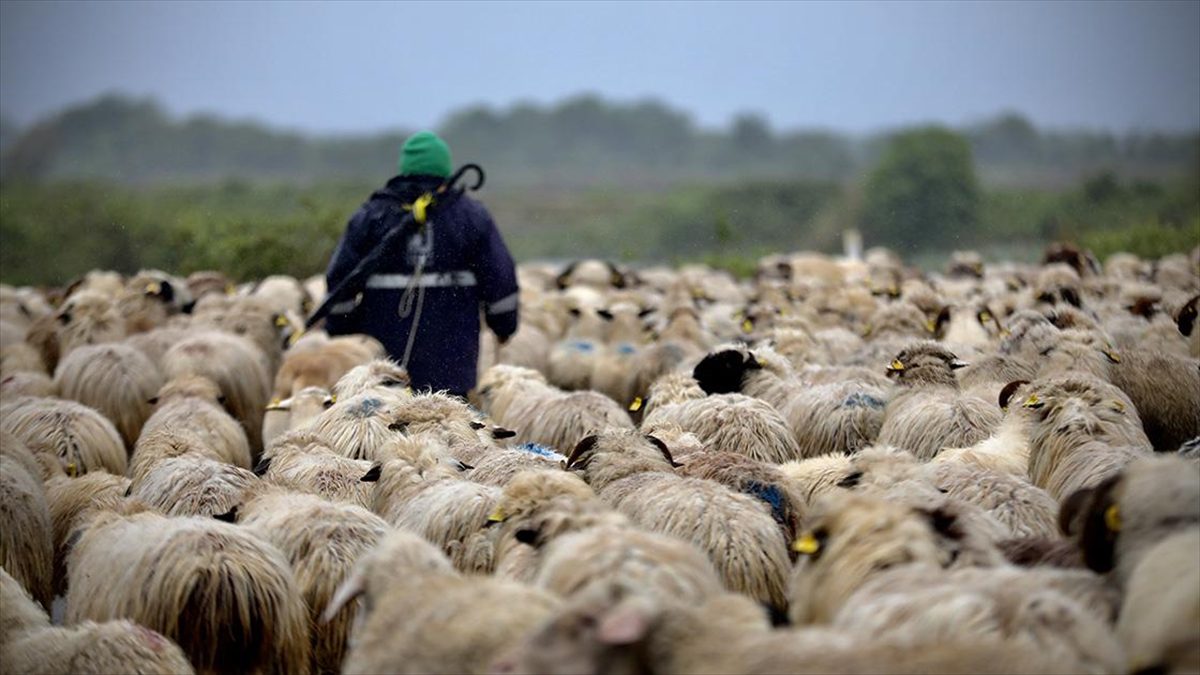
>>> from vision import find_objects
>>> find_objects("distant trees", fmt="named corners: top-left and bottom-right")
top-left (860, 127), bottom-right (981, 250)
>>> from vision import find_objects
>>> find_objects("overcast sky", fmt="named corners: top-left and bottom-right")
top-left (2, 0), bottom-right (1198, 134)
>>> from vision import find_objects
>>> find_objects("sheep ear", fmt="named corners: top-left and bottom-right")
top-left (213, 505), bottom-right (239, 523)
top-left (919, 506), bottom-right (963, 541)
top-left (469, 421), bottom-right (486, 430)
top-left (555, 262), bottom-right (579, 290)
top-left (998, 380), bottom-right (1030, 411)
top-left (492, 427), bottom-right (517, 440)
top-left (147, 396), bottom-right (159, 406)
top-left (181, 299), bottom-right (197, 314)
top-left (644, 435), bottom-right (681, 468)
top-left (158, 279), bottom-right (175, 304)
top-left (692, 350), bottom-right (750, 395)
top-left (1062, 288), bottom-right (1082, 308)
top-left (597, 602), bottom-right (651, 645)
top-left (836, 470), bottom-right (863, 489)
top-left (64, 528), bottom-right (84, 557)
top-left (637, 308), bottom-right (655, 319)
top-left (568, 308), bottom-right (582, 318)
top-left (935, 306), bottom-right (951, 334)
top-left (1078, 474), bottom-right (1122, 574)
top-left (596, 309), bottom-right (614, 321)
top-left (252, 456), bottom-right (273, 477)
top-left (1058, 484), bottom-right (1096, 536)
top-left (1176, 295), bottom-right (1197, 337)
top-left (360, 464), bottom-right (382, 482)
top-left (58, 311), bottom-right (72, 325)
top-left (323, 572), bottom-right (364, 624)
top-left (565, 435), bottom-right (599, 470)
top-left (514, 529), bottom-right (539, 546)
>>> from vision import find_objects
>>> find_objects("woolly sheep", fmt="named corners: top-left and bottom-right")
top-left (143, 374), bottom-right (252, 469)
top-left (66, 510), bottom-right (311, 675)
top-left (566, 429), bottom-right (791, 609)
top-left (238, 491), bottom-right (390, 675)
top-left (255, 430), bottom-right (376, 508)
top-left (1, 396), bottom-right (127, 476)
top-left (54, 342), bottom-right (164, 448)
top-left (464, 444), bottom-right (568, 487)
top-left (128, 454), bottom-right (260, 518)
top-left (325, 528), bottom-right (560, 675)
top-left (0, 455), bottom-right (53, 609)
top-left (643, 393), bottom-right (802, 463)
top-left (877, 341), bottom-right (1001, 460)
top-left (0, 568), bottom-right (195, 675)
top-left (162, 330), bottom-right (271, 457)
top-left (271, 335), bottom-right (380, 400)
top-left (0, 370), bottom-right (56, 399)
top-left (331, 358), bottom-right (411, 400)
top-left (1116, 528), bottom-right (1200, 675)
top-left (263, 385), bottom-right (335, 449)
top-left (43, 471), bottom-right (130, 594)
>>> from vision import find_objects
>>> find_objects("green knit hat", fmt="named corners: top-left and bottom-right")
top-left (398, 131), bottom-right (452, 178)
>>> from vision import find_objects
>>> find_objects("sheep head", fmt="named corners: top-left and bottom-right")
top-left (885, 341), bottom-right (966, 387)
top-left (692, 347), bottom-right (762, 395)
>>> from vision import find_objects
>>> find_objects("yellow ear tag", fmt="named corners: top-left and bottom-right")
top-left (66, 462), bottom-right (78, 478)
top-left (146, 281), bottom-right (161, 295)
top-left (225, 283), bottom-right (236, 295)
top-left (330, 394), bottom-right (337, 403)
top-left (1023, 394), bottom-right (1041, 408)
top-left (487, 508), bottom-right (506, 523)
top-left (287, 328), bottom-right (305, 347)
top-left (925, 319), bottom-right (937, 333)
top-left (793, 533), bottom-right (820, 555)
top-left (979, 311), bottom-right (992, 323)
top-left (1104, 503), bottom-right (1122, 532)
top-left (275, 315), bottom-right (289, 327)
top-left (742, 319), bottom-right (754, 333)
top-left (628, 397), bottom-right (643, 412)
top-left (1110, 400), bottom-right (1125, 413)
top-left (889, 359), bottom-right (905, 372)
top-left (1103, 348), bottom-right (1122, 364)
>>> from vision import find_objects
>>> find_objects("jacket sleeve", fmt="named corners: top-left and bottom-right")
top-left (326, 207), bottom-right (372, 292)
top-left (467, 201), bottom-right (520, 340)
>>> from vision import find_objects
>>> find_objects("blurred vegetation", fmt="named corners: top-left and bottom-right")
top-left (0, 95), bottom-right (1196, 285)
top-left (2, 168), bottom-right (1195, 286)
top-left (2, 95), bottom-right (1196, 189)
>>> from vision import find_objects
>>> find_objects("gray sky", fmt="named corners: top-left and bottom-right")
top-left (2, 0), bottom-right (1198, 134)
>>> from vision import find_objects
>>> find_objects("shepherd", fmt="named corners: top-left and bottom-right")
top-left (323, 131), bottom-right (519, 399)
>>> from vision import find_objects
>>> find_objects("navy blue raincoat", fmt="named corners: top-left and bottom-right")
top-left (325, 175), bottom-right (519, 397)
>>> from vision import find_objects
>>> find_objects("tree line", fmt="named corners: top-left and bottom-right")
top-left (1, 94), bottom-right (1195, 188)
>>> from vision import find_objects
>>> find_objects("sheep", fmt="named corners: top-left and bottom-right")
top-left (1, 396), bottom-right (128, 476)
top-left (237, 491), bottom-right (390, 675)
top-left (1, 341), bottom-right (46, 376)
top-left (1, 370), bottom-right (56, 399)
top-left (876, 341), bottom-right (1001, 460)
top-left (0, 455), bottom-right (54, 610)
top-left (787, 491), bottom-right (1005, 624)
top-left (464, 443), bottom-right (568, 487)
top-left (43, 470), bottom-right (130, 594)
top-left (566, 429), bottom-right (791, 609)
top-left (190, 294), bottom-right (284, 372)
top-left (830, 565), bottom-right (1123, 674)
top-left (643, 393), bottom-right (802, 463)
top-left (1058, 455), bottom-right (1199, 586)
top-left (308, 390), bottom-right (407, 462)
top-left (1018, 376), bottom-right (1154, 500)
top-left (66, 509), bottom-right (311, 675)
top-left (251, 275), bottom-right (311, 316)
top-left (778, 452), bottom-right (855, 504)
top-left (161, 330), bottom-right (271, 457)
top-left (1116, 528), bottom-right (1200, 675)
top-left (934, 382), bottom-right (1035, 476)
top-left (638, 370), bottom-right (705, 417)
top-left (122, 325), bottom-right (192, 371)
top-left (255, 430), bottom-right (376, 508)
top-left (142, 374), bottom-right (252, 469)
top-left (324, 528), bottom-right (560, 675)
top-left (495, 323), bottom-right (553, 373)
top-left (926, 459), bottom-right (1059, 539)
top-left (271, 335), bottom-right (381, 400)
top-left (128, 455), bottom-right (261, 518)
top-left (1107, 347), bottom-right (1200, 451)
top-left (473, 365), bottom-right (634, 452)
top-left (331, 357), bottom-right (411, 399)
top-left (0, 428), bottom-right (45, 481)
top-left (0, 568), bottom-right (195, 675)
top-left (263, 385), bottom-right (335, 448)
top-left (53, 342), bottom-right (164, 449)
top-left (126, 426), bottom-right (227, 483)
top-left (691, 344), bottom-right (889, 457)
top-left (115, 272), bottom-right (183, 335)
top-left (546, 307), bottom-right (607, 392)
top-left (675, 451), bottom-right (806, 545)
top-left (370, 450), bottom-right (500, 573)
top-left (52, 289), bottom-right (127, 359)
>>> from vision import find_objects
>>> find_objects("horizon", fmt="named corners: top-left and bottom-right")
top-left (2, 1), bottom-right (1198, 136)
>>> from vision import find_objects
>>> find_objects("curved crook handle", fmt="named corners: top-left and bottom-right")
top-left (442, 163), bottom-right (486, 193)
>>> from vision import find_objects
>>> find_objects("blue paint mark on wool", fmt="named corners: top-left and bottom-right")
top-left (841, 392), bottom-right (885, 410)
top-left (348, 397), bottom-right (384, 418)
top-left (617, 344), bottom-right (637, 355)
top-left (568, 341), bottom-right (595, 353)
top-left (517, 443), bottom-right (564, 459)
top-left (746, 481), bottom-right (787, 525)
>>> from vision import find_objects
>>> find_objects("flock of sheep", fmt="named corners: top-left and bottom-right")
top-left (0, 244), bottom-right (1198, 675)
